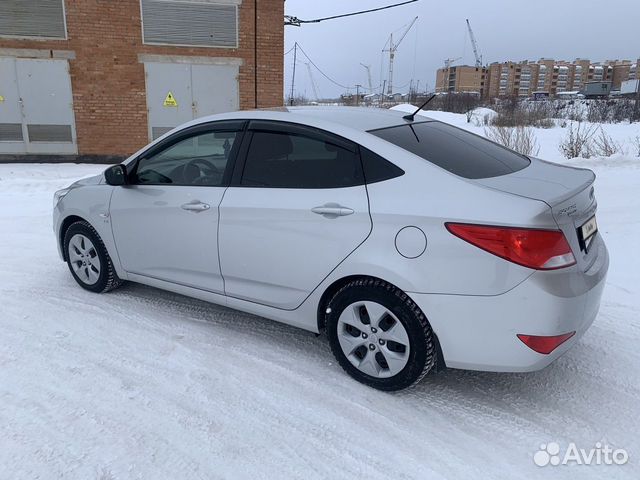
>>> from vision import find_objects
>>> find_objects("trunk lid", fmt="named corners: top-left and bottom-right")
top-left (475, 158), bottom-right (598, 271)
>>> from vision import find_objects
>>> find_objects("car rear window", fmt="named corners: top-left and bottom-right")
top-left (369, 121), bottom-right (530, 179)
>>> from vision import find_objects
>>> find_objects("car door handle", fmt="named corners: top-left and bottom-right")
top-left (181, 201), bottom-right (210, 212)
top-left (311, 205), bottom-right (354, 217)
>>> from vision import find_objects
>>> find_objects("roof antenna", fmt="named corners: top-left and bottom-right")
top-left (403, 94), bottom-right (436, 121)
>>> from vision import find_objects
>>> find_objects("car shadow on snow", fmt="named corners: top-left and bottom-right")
top-left (107, 281), bottom-right (605, 412)
top-left (108, 281), bottom-right (328, 351)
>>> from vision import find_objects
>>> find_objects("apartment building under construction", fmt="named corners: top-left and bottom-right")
top-left (436, 58), bottom-right (640, 99)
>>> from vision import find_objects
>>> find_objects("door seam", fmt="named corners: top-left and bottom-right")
top-left (217, 185), bottom-right (231, 296)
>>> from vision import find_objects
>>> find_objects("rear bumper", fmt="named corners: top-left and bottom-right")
top-left (409, 236), bottom-right (609, 372)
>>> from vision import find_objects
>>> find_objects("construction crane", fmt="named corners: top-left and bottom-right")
top-left (465, 19), bottom-right (482, 67)
top-left (383, 16), bottom-right (418, 95)
top-left (305, 63), bottom-right (320, 101)
top-left (443, 57), bottom-right (462, 68)
top-left (360, 63), bottom-right (373, 92)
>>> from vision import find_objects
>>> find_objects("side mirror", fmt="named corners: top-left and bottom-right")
top-left (105, 164), bottom-right (127, 186)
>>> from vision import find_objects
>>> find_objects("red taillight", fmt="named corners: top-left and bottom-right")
top-left (517, 332), bottom-right (576, 354)
top-left (445, 223), bottom-right (576, 270)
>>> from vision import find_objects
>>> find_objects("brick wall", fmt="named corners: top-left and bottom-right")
top-left (0, 0), bottom-right (284, 158)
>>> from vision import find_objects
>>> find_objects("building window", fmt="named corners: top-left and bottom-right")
top-left (0, 0), bottom-right (66, 39)
top-left (141, 0), bottom-right (239, 48)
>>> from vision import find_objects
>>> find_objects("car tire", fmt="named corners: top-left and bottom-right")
top-left (326, 278), bottom-right (436, 391)
top-left (63, 220), bottom-right (123, 293)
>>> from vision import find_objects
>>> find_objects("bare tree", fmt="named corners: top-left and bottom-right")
top-left (611, 99), bottom-right (635, 123)
top-left (484, 97), bottom-right (638, 127)
top-left (630, 136), bottom-right (640, 157)
top-left (586, 100), bottom-right (615, 123)
top-left (592, 127), bottom-right (624, 157)
top-left (466, 109), bottom-right (474, 123)
top-left (491, 98), bottom-right (553, 128)
top-left (563, 102), bottom-right (585, 122)
top-left (461, 93), bottom-right (480, 123)
top-left (558, 122), bottom-right (597, 159)
top-left (425, 93), bottom-right (482, 115)
top-left (286, 93), bottom-right (310, 106)
top-left (485, 125), bottom-right (540, 156)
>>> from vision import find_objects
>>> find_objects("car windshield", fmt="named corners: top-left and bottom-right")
top-left (368, 121), bottom-right (530, 179)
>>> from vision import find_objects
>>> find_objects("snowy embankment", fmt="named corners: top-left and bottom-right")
top-left (1, 129), bottom-right (639, 478)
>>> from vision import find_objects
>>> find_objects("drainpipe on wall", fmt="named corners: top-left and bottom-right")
top-left (254, 0), bottom-right (258, 109)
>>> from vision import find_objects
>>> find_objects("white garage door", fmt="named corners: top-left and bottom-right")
top-left (0, 58), bottom-right (77, 155)
top-left (144, 61), bottom-right (239, 140)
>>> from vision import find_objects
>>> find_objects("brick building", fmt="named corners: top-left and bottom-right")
top-left (435, 65), bottom-right (487, 96)
top-left (0, 0), bottom-right (284, 162)
top-left (436, 57), bottom-right (640, 100)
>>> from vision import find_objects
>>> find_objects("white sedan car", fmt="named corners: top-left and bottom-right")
top-left (53, 107), bottom-right (608, 390)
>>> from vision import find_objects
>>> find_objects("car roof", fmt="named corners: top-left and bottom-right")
top-left (190, 106), bottom-right (435, 133)
top-left (286, 106), bottom-right (434, 131)
top-left (125, 106), bottom-right (438, 166)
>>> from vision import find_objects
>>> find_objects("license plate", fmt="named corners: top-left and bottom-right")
top-left (580, 215), bottom-right (598, 250)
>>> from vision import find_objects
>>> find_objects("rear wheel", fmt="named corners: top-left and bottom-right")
top-left (63, 220), bottom-right (123, 293)
top-left (326, 278), bottom-right (435, 391)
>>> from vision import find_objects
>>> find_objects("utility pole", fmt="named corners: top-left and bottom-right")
top-left (634, 78), bottom-right (640, 122)
top-left (289, 43), bottom-right (297, 106)
top-left (355, 84), bottom-right (362, 106)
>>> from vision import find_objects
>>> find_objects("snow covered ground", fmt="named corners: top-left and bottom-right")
top-left (1, 129), bottom-right (640, 478)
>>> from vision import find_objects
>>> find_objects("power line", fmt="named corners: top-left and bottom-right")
top-left (295, 43), bottom-right (354, 90)
top-left (394, 78), bottom-right (413, 90)
top-left (288, 42), bottom-right (413, 97)
top-left (288, 42), bottom-right (418, 97)
top-left (285, 0), bottom-right (418, 27)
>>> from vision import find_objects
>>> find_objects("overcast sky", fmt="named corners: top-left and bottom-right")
top-left (284, 0), bottom-right (640, 99)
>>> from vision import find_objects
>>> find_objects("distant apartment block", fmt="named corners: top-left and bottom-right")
top-left (435, 65), bottom-right (488, 96)
top-left (435, 58), bottom-right (640, 99)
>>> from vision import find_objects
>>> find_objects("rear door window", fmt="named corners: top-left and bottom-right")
top-left (369, 121), bottom-right (530, 179)
top-left (240, 127), bottom-right (363, 189)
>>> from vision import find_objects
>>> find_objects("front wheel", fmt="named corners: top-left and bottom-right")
top-left (326, 278), bottom-right (436, 391)
top-left (63, 220), bottom-right (123, 293)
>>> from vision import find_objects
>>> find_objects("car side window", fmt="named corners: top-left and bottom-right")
top-left (134, 130), bottom-right (238, 186)
top-left (240, 130), bottom-right (364, 188)
top-left (360, 147), bottom-right (405, 184)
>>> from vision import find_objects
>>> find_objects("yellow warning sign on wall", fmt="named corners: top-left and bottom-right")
top-left (0, 95), bottom-right (5, 103)
top-left (163, 92), bottom-right (178, 107)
